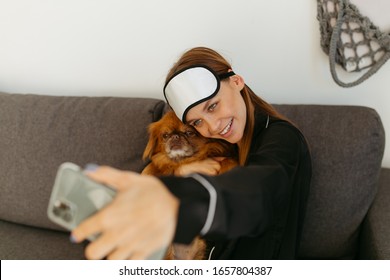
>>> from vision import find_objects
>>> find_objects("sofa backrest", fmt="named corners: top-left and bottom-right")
top-left (274, 105), bottom-right (385, 259)
top-left (0, 93), bottom-right (165, 231)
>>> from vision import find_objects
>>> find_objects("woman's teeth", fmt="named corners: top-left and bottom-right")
top-left (220, 119), bottom-right (233, 136)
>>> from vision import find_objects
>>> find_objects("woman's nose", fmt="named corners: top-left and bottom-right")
top-left (203, 116), bottom-right (221, 136)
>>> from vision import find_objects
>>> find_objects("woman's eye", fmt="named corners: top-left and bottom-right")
top-left (192, 119), bottom-right (203, 127)
top-left (208, 103), bottom-right (217, 112)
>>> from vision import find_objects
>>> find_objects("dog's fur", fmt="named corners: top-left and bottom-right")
top-left (142, 111), bottom-right (238, 259)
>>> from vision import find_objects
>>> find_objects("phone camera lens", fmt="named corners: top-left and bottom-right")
top-left (53, 200), bottom-right (73, 222)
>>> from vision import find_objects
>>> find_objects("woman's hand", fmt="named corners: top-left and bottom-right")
top-left (174, 158), bottom-right (223, 176)
top-left (71, 166), bottom-right (179, 260)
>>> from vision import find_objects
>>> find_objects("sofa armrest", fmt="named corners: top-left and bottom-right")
top-left (359, 168), bottom-right (390, 259)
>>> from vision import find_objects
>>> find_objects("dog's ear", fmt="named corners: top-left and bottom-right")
top-left (142, 122), bottom-right (160, 161)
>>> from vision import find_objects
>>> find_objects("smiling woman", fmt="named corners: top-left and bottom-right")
top-left (163, 47), bottom-right (289, 165)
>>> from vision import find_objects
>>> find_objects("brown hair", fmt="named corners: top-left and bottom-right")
top-left (165, 47), bottom-right (289, 165)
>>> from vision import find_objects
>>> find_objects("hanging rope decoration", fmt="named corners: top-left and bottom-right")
top-left (317, 0), bottom-right (390, 87)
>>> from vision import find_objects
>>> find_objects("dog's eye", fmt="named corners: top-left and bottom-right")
top-left (162, 133), bottom-right (169, 139)
top-left (185, 131), bottom-right (196, 137)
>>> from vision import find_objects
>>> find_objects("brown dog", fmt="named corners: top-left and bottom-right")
top-left (142, 111), bottom-right (237, 259)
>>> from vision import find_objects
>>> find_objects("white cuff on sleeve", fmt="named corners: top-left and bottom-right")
top-left (187, 173), bottom-right (217, 236)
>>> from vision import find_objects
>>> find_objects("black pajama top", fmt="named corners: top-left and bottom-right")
top-left (160, 110), bottom-right (312, 259)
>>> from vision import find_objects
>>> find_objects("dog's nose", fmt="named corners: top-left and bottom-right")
top-left (171, 134), bottom-right (180, 140)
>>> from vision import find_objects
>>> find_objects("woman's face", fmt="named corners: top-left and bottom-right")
top-left (185, 75), bottom-right (247, 144)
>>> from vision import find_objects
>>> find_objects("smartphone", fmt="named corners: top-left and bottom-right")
top-left (47, 162), bottom-right (167, 259)
top-left (47, 162), bottom-right (116, 239)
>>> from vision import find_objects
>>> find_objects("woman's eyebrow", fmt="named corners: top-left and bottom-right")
top-left (186, 99), bottom-right (214, 123)
top-left (203, 98), bottom-right (216, 112)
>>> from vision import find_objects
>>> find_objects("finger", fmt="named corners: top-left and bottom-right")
top-left (207, 160), bottom-right (221, 171)
top-left (106, 242), bottom-right (134, 260)
top-left (105, 217), bottom-right (172, 260)
top-left (71, 190), bottom-right (139, 244)
top-left (84, 230), bottom-right (121, 260)
top-left (127, 229), bottom-right (171, 260)
top-left (213, 157), bottom-right (227, 162)
top-left (85, 213), bottom-right (150, 260)
top-left (70, 195), bottom-right (126, 243)
top-left (71, 210), bottom-right (107, 243)
top-left (110, 203), bottom-right (175, 260)
top-left (130, 245), bottom-right (166, 260)
top-left (202, 168), bottom-right (218, 176)
top-left (106, 234), bottom-right (146, 260)
top-left (132, 228), bottom-right (172, 260)
top-left (198, 162), bottom-right (220, 175)
top-left (106, 219), bottom-right (156, 260)
top-left (84, 166), bottom-right (136, 192)
top-left (205, 158), bottom-right (222, 168)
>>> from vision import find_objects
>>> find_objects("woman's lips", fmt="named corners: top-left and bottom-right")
top-left (219, 118), bottom-right (233, 136)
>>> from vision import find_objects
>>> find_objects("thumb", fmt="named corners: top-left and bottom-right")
top-left (84, 165), bottom-right (137, 192)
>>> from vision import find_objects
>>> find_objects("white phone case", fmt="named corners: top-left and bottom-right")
top-left (47, 162), bottom-right (116, 237)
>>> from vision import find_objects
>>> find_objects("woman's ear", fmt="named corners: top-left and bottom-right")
top-left (230, 73), bottom-right (245, 90)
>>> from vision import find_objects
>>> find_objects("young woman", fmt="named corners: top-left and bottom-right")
top-left (71, 47), bottom-right (312, 260)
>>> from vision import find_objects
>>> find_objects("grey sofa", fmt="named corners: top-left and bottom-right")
top-left (0, 92), bottom-right (389, 259)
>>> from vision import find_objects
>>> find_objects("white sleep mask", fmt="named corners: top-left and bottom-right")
top-left (163, 65), bottom-right (235, 123)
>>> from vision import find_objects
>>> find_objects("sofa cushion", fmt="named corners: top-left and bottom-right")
top-left (274, 105), bottom-right (385, 259)
top-left (0, 93), bottom-right (165, 231)
top-left (0, 219), bottom-right (86, 259)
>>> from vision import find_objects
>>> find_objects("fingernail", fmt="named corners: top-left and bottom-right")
top-left (70, 234), bottom-right (78, 243)
top-left (84, 163), bottom-right (99, 172)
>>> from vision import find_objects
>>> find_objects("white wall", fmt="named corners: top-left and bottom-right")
top-left (1, 0), bottom-right (389, 167)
